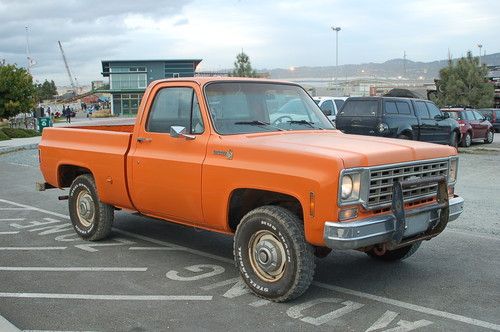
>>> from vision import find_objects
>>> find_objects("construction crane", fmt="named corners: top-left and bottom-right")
top-left (57, 40), bottom-right (78, 94)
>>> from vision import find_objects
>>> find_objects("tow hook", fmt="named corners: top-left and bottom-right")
top-left (373, 244), bottom-right (387, 256)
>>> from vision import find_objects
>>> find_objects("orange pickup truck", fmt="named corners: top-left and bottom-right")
top-left (38, 77), bottom-right (464, 302)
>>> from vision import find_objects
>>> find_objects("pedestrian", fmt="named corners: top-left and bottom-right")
top-left (65, 106), bottom-right (72, 124)
top-left (47, 106), bottom-right (51, 117)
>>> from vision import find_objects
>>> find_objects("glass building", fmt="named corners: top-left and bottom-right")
top-left (101, 59), bottom-right (202, 116)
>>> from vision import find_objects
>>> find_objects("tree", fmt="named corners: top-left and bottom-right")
top-left (0, 64), bottom-right (37, 119)
top-left (35, 79), bottom-right (58, 101)
top-left (231, 52), bottom-right (258, 77)
top-left (435, 51), bottom-right (494, 108)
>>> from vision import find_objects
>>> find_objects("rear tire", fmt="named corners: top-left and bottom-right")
top-left (68, 174), bottom-right (114, 241)
top-left (367, 242), bottom-right (421, 262)
top-left (234, 206), bottom-right (315, 302)
top-left (461, 132), bottom-right (471, 147)
top-left (485, 129), bottom-right (494, 144)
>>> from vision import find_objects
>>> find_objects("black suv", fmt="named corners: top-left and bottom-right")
top-left (336, 97), bottom-right (460, 147)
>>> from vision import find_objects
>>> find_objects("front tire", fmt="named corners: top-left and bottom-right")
top-left (461, 132), bottom-right (471, 147)
top-left (449, 131), bottom-right (458, 148)
top-left (367, 242), bottom-right (421, 262)
top-left (68, 174), bottom-right (114, 241)
top-left (485, 129), bottom-right (494, 144)
top-left (234, 206), bottom-right (315, 302)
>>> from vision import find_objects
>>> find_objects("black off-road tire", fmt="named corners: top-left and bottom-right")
top-left (233, 206), bottom-right (315, 302)
top-left (484, 129), bottom-right (494, 144)
top-left (367, 241), bottom-right (422, 262)
top-left (68, 174), bottom-right (114, 241)
top-left (461, 132), bottom-right (471, 147)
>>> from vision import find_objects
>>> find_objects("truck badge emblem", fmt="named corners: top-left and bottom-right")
top-left (213, 149), bottom-right (233, 160)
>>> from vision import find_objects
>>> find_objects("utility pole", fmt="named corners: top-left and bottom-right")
top-left (25, 26), bottom-right (36, 74)
top-left (331, 26), bottom-right (341, 94)
top-left (477, 44), bottom-right (483, 66)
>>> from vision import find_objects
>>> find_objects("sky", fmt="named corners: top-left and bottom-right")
top-left (0, 0), bottom-right (499, 86)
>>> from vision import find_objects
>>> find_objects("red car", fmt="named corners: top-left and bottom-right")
top-left (442, 108), bottom-right (495, 147)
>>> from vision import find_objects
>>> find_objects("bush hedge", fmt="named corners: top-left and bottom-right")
top-left (0, 129), bottom-right (10, 141)
top-left (1, 127), bottom-right (40, 138)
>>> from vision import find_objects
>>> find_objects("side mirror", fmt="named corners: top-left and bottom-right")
top-left (170, 126), bottom-right (195, 140)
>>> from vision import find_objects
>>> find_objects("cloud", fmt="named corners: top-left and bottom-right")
top-left (0, 0), bottom-right (498, 86)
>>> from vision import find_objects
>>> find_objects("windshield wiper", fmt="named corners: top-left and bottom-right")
top-left (234, 121), bottom-right (284, 131)
top-left (287, 120), bottom-right (324, 130)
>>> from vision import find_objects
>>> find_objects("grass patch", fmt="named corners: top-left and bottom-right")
top-left (1, 127), bottom-right (40, 138)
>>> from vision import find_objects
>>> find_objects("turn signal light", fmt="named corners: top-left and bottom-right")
top-left (339, 208), bottom-right (358, 221)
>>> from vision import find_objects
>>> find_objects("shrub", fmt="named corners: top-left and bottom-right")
top-left (1, 127), bottom-right (40, 138)
top-left (0, 129), bottom-right (10, 141)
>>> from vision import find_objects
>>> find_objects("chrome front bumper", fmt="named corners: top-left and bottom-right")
top-left (324, 178), bottom-right (464, 250)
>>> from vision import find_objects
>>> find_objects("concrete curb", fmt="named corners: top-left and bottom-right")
top-left (0, 143), bottom-right (39, 156)
top-left (0, 314), bottom-right (21, 332)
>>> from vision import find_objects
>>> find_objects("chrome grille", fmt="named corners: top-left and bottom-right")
top-left (367, 160), bottom-right (449, 208)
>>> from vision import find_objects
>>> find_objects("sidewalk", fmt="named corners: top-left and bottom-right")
top-left (0, 136), bottom-right (41, 155)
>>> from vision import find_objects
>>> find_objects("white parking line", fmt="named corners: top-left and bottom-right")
top-left (0, 218), bottom-right (25, 221)
top-left (1, 198), bottom-right (499, 331)
top-left (0, 292), bottom-right (212, 301)
top-left (0, 267), bottom-right (147, 272)
top-left (0, 247), bottom-right (67, 250)
top-left (0, 208), bottom-right (30, 211)
top-left (0, 231), bottom-right (19, 234)
top-left (129, 246), bottom-right (181, 251)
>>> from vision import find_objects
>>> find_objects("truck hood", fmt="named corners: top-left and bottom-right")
top-left (238, 130), bottom-right (456, 168)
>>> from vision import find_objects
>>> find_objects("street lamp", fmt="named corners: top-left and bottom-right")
top-left (477, 44), bottom-right (483, 66)
top-left (331, 26), bottom-right (341, 92)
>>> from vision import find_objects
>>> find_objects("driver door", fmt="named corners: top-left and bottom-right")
top-left (128, 83), bottom-right (209, 224)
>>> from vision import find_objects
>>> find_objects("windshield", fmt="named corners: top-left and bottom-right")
top-left (205, 82), bottom-right (333, 134)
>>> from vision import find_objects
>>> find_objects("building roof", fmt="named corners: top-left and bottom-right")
top-left (101, 59), bottom-right (202, 76)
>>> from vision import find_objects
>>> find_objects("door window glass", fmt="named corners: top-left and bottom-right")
top-left (414, 101), bottom-right (430, 119)
top-left (147, 87), bottom-right (204, 134)
top-left (384, 101), bottom-right (398, 114)
top-left (396, 101), bottom-right (411, 114)
top-left (320, 100), bottom-right (334, 116)
top-left (426, 102), bottom-right (442, 119)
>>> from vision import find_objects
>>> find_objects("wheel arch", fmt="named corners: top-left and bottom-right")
top-left (58, 164), bottom-right (93, 188)
top-left (227, 188), bottom-right (304, 232)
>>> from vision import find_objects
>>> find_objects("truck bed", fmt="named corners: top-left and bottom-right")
top-left (39, 125), bottom-right (135, 210)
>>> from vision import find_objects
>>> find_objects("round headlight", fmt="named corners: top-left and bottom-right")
top-left (341, 175), bottom-right (353, 199)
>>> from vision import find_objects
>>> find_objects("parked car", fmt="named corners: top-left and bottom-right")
top-left (313, 96), bottom-right (348, 123)
top-left (37, 78), bottom-right (464, 302)
top-left (442, 108), bottom-right (495, 147)
top-left (477, 108), bottom-right (500, 133)
top-left (336, 97), bottom-right (461, 147)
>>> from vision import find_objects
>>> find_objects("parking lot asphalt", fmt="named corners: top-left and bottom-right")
top-left (0, 138), bottom-right (499, 331)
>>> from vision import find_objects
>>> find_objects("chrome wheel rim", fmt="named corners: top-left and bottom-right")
top-left (487, 131), bottom-right (493, 142)
top-left (466, 134), bottom-right (471, 146)
top-left (76, 190), bottom-right (95, 227)
top-left (248, 230), bottom-right (286, 282)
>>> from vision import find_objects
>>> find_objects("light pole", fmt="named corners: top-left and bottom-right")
top-left (477, 44), bottom-right (483, 66)
top-left (331, 26), bottom-right (341, 93)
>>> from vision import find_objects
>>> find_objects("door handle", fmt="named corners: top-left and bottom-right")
top-left (137, 137), bottom-right (152, 143)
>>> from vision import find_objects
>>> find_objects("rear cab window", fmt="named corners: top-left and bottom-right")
top-left (426, 102), bottom-right (442, 119)
top-left (383, 100), bottom-right (412, 115)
